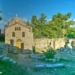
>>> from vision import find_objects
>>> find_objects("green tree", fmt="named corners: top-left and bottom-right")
top-left (67, 28), bottom-right (75, 38)
top-left (31, 15), bottom-right (38, 25)
top-left (39, 13), bottom-right (47, 25)
top-left (49, 12), bottom-right (71, 38)
top-left (31, 12), bottom-right (72, 38)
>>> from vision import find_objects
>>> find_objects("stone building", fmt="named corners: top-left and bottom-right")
top-left (5, 16), bottom-right (33, 53)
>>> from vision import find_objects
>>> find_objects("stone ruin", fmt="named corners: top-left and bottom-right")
top-left (60, 39), bottom-right (75, 54)
top-left (0, 44), bottom-right (8, 58)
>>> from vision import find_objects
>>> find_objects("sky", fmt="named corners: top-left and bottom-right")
top-left (0, 0), bottom-right (75, 30)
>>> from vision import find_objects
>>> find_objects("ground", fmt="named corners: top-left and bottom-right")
top-left (1, 42), bottom-right (75, 75)
top-left (7, 51), bottom-right (75, 75)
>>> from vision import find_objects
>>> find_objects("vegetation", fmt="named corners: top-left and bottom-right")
top-left (0, 34), bottom-right (5, 42)
top-left (43, 48), bottom-right (56, 58)
top-left (27, 12), bottom-right (75, 38)
top-left (32, 46), bottom-right (36, 53)
top-left (0, 59), bottom-right (29, 75)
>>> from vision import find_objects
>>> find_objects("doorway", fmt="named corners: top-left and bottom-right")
top-left (16, 39), bottom-right (22, 52)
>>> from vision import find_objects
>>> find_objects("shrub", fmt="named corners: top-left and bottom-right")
top-left (43, 48), bottom-right (56, 59)
top-left (32, 46), bottom-right (36, 53)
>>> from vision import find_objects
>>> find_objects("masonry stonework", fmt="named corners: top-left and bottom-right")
top-left (34, 38), bottom-right (75, 52)
top-left (5, 17), bottom-right (33, 53)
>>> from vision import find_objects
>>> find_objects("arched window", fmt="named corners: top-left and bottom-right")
top-left (12, 32), bottom-right (15, 37)
top-left (22, 32), bottom-right (25, 37)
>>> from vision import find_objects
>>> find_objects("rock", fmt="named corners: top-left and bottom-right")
top-left (0, 72), bottom-right (3, 74)
top-left (9, 59), bottom-right (16, 63)
top-left (0, 55), bottom-right (4, 59)
top-left (9, 58), bottom-right (13, 62)
top-left (12, 60), bottom-right (16, 64)
top-left (2, 57), bottom-right (10, 61)
top-left (45, 58), bottom-right (58, 62)
top-left (35, 63), bottom-right (64, 69)
top-left (1, 56), bottom-right (16, 63)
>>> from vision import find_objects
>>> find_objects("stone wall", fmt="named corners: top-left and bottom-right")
top-left (34, 38), bottom-right (75, 52)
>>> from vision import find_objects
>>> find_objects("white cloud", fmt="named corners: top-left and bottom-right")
top-left (46, 19), bottom-right (52, 21)
top-left (0, 20), bottom-right (7, 30)
top-left (0, 20), bottom-right (7, 25)
top-left (23, 18), bottom-right (28, 22)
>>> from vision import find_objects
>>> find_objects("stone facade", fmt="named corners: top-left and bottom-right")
top-left (5, 17), bottom-right (33, 53)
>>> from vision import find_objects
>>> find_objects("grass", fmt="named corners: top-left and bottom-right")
top-left (0, 40), bottom-right (5, 43)
top-left (1, 52), bottom-right (75, 75)
top-left (0, 59), bottom-right (29, 75)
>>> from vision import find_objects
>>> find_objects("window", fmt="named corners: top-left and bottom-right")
top-left (12, 32), bottom-right (15, 37)
top-left (15, 27), bottom-right (21, 31)
top-left (22, 32), bottom-right (25, 37)
top-left (19, 27), bottom-right (21, 30)
top-left (17, 27), bottom-right (18, 30)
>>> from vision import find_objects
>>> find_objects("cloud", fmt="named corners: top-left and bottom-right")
top-left (0, 20), bottom-right (7, 25)
top-left (0, 20), bottom-right (7, 30)
top-left (23, 18), bottom-right (28, 22)
top-left (46, 19), bottom-right (52, 21)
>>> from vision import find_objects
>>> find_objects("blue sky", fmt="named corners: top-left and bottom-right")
top-left (0, 0), bottom-right (75, 30)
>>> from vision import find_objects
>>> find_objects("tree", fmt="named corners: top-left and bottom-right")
top-left (67, 28), bottom-right (75, 38)
top-left (31, 12), bottom-right (72, 38)
top-left (26, 21), bottom-right (30, 25)
top-left (31, 15), bottom-right (38, 25)
top-left (39, 13), bottom-right (47, 25)
top-left (49, 12), bottom-right (72, 38)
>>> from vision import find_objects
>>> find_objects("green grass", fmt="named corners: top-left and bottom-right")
top-left (0, 40), bottom-right (5, 43)
top-left (0, 60), bottom-right (29, 75)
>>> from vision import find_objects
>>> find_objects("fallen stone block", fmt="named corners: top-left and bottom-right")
top-left (2, 57), bottom-right (10, 61)
top-left (35, 63), bottom-right (64, 69)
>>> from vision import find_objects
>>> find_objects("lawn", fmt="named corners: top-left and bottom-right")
top-left (0, 59), bottom-right (29, 75)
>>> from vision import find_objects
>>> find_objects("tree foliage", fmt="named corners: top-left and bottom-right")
top-left (29, 12), bottom-right (73, 38)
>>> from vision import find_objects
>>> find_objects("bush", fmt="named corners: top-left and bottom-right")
top-left (43, 48), bottom-right (56, 59)
top-left (32, 46), bottom-right (36, 53)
